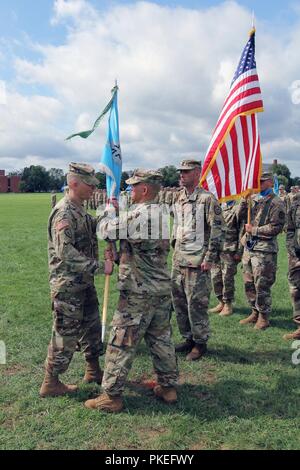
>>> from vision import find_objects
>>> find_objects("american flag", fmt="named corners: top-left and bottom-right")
top-left (200, 29), bottom-right (264, 201)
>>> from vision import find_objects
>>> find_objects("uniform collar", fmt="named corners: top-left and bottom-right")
top-left (182, 186), bottom-right (201, 201)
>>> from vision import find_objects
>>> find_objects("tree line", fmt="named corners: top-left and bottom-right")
top-left (8, 163), bottom-right (300, 193)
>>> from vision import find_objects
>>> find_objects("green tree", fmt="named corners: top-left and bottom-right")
top-left (48, 168), bottom-right (65, 191)
top-left (120, 171), bottom-right (129, 190)
top-left (95, 172), bottom-right (106, 189)
top-left (159, 165), bottom-right (179, 187)
top-left (20, 166), bottom-right (50, 192)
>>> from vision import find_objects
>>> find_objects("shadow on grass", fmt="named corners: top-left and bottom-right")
top-left (121, 373), bottom-right (300, 422)
top-left (206, 346), bottom-right (291, 365)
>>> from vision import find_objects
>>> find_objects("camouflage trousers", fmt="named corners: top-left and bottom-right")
top-left (211, 252), bottom-right (239, 302)
top-left (242, 250), bottom-right (277, 316)
top-left (171, 264), bottom-right (211, 344)
top-left (45, 285), bottom-right (103, 376)
top-left (288, 255), bottom-right (300, 324)
top-left (102, 291), bottom-right (178, 397)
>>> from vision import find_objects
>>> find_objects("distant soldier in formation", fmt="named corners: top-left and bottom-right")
top-left (240, 173), bottom-right (286, 330)
top-left (171, 159), bottom-right (224, 360)
top-left (51, 192), bottom-right (57, 209)
top-left (85, 169), bottom-right (178, 412)
top-left (283, 191), bottom-right (300, 340)
top-left (209, 199), bottom-right (246, 316)
top-left (40, 163), bottom-right (113, 398)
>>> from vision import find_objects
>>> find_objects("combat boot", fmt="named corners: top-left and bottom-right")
top-left (283, 327), bottom-right (300, 340)
top-left (219, 302), bottom-right (233, 316)
top-left (239, 310), bottom-right (258, 325)
top-left (208, 302), bottom-right (224, 314)
top-left (39, 372), bottom-right (78, 398)
top-left (186, 343), bottom-right (207, 361)
top-left (153, 385), bottom-right (177, 404)
top-left (83, 359), bottom-right (103, 384)
top-left (254, 313), bottom-right (270, 330)
top-left (175, 338), bottom-right (194, 353)
top-left (84, 392), bottom-right (124, 412)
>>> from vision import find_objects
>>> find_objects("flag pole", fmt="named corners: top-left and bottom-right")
top-left (101, 273), bottom-right (110, 343)
top-left (247, 194), bottom-right (252, 225)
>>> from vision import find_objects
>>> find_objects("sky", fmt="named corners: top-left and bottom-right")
top-left (0, 0), bottom-right (300, 176)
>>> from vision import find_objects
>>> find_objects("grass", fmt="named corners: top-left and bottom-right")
top-left (0, 193), bottom-right (299, 450)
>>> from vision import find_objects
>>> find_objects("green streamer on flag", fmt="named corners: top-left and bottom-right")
top-left (66, 85), bottom-right (118, 140)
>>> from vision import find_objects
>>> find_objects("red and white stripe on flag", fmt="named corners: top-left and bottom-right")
top-left (200, 31), bottom-right (264, 202)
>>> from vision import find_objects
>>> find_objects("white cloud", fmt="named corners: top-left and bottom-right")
top-left (51, 0), bottom-right (97, 25)
top-left (0, 0), bottom-right (300, 176)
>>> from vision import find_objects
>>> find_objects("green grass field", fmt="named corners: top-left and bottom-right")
top-left (0, 193), bottom-right (299, 450)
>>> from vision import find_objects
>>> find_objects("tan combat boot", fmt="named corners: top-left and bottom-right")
top-left (239, 310), bottom-right (258, 325)
top-left (83, 359), bottom-right (103, 384)
top-left (153, 385), bottom-right (177, 404)
top-left (39, 372), bottom-right (78, 398)
top-left (186, 343), bottom-right (207, 361)
top-left (254, 313), bottom-right (270, 330)
top-left (84, 392), bottom-right (124, 412)
top-left (219, 302), bottom-right (233, 316)
top-left (208, 302), bottom-right (224, 314)
top-left (283, 327), bottom-right (300, 340)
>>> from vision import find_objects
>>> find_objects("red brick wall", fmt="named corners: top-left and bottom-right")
top-left (0, 170), bottom-right (5, 176)
top-left (0, 176), bottom-right (8, 193)
top-left (10, 176), bottom-right (21, 193)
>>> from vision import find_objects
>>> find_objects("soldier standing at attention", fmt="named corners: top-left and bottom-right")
top-left (51, 191), bottom-right (57, 209)
top-left (283, 191), bottom-right (300, 340)
top-left (209, 199), bottom-right (245, 316)
top-left (40, 163), bottom-right (113, 398)
top-left (171, 160), bottom-right (224, 361)
top-left (85, 169), bottom-right (178, 413)
top-left (240, 173), bottom-right (286, 330)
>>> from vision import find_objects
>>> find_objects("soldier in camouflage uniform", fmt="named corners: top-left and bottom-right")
top-left (51, 192), bottom-right (57, 209)
top-left (209, 199), bottom-right (246, 316)
top-left (283, 192), bottom-right (300, 340)
top-left (240, 172), bottom-right (286, 330)
top-left (40, 163), bottom-right (113, 398)
top-left (171, 160), bottom-right (224, 361)
top-left (85, 169), bottom-right (178, 413)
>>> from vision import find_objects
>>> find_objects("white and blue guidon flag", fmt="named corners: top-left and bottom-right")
top-left (66, 84), bottom-right (122, 199)
top-left (99, 85), bottom-right (122, 200)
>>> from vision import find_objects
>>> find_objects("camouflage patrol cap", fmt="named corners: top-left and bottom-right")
top-left (68, 162), bottom-right (99, 186)
top-left (176, 159), bottom-right (202, 171)
top-left (260, 172), bottom-right (273, 181)
top-left (125, 169), bottom-right (162, 185)
top-left (279, 184), bottom-right (285, 189)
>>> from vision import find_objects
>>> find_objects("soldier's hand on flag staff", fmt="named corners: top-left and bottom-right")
top-left (245, 223), bottom-right (253, 234)
top-left (201, 261), bottom-right (212, 272)
top-left (104, 247), bottom-right (114, 275)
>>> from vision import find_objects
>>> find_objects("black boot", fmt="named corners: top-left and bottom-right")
top-left (175, 338), bottom-right (194, 353)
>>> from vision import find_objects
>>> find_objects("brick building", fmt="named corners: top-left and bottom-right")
top-left (0, 170), bottom-right (21, 193)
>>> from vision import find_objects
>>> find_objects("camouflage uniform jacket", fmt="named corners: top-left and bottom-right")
top-left (98, 202), bottom-right (171, 295)
top-left (286, 193), bottom-right (300, 265)
top-left (48, 196), bottom-right (102, 294)
top-left (172, 187), bottom-right (224, 267)
top-left (243, 193), bottom-right (286, 253)
top-left (221, 201), bottom-right (246, 255)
